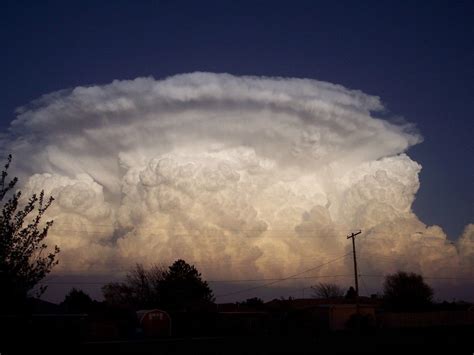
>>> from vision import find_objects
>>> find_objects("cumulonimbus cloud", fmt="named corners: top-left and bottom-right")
top-left (3, 73), bottom-right (473, 297)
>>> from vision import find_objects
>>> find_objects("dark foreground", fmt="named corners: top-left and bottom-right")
top-left (2, 327), bottom-right (473, 354)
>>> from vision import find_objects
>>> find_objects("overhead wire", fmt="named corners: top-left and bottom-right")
top-left (215, 252), bottom-right (351, 298)
top-left (40, 273), bottom-right (354, 286)
top-left (360, 274), bottom-right (474, 281)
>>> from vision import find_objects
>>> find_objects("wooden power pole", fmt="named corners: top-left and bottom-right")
top-left (347, 230), bottom-right (362, 317)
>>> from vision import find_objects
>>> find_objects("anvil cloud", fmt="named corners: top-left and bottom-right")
top-left (3, 73), bottom-right (473, 294)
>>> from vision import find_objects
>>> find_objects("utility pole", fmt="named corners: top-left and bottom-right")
top-left (347, 230), bottom-right (362, 320)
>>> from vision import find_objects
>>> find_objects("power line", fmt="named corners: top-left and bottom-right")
top-left (47, 229), bottom-right (357, 239)
top-left (360, 274), bottom-right (474, 280)
top-left (48, 228), bottom-right (358, 238)
top-left (210, 274), bottom-right (353, 283)
top-left (215, 253), bottom-right (351, 298)
top-left (51, 223), bottom-right (358, 231)
top-left (357, 251), bottom-right (466, 270)
top-left (40, 281), bottom-right (115, 285)
top-left (39, 250), bottom-right (351, 274)
top-left (40, 273), bottom-right (354, 286)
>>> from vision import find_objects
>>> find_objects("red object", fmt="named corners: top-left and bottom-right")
top-left (136, 309), bottom-right (172, 337)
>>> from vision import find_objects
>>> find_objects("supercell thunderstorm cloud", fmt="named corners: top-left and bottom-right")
top-left (3, 73), bottom-right (473, 298)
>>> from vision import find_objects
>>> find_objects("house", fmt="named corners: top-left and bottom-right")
top-left (265, 298), bottom-right (379, 332)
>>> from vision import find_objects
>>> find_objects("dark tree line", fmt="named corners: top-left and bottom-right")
top-left (310, 272), bottom-right (434, 312)
top-left (102, 259), bottom-right (214, 311)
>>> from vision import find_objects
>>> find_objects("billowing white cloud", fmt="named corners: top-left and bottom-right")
top-left (3, 73), bottom-right (472, 298)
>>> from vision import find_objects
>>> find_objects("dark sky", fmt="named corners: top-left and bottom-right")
top-left (1, 0), bottom-right (473, 238)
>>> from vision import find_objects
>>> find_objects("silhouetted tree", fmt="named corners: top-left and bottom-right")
top-left (0, 155), bottom-right (60, 313)
top-left (239, 297), bottom-right (264, 310)
top-left (102, 263), bottom-right (164, 309)
top-left (383, 271), bottom-right (433, 311)
top-left (311, 282), bottom-right (344, 299)
top-left (345, 286), bottom-right (357, 300)
top-left (61, 288), bottom-right (94, 313)
top-left (159, 259), bottom-right (214, 310)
